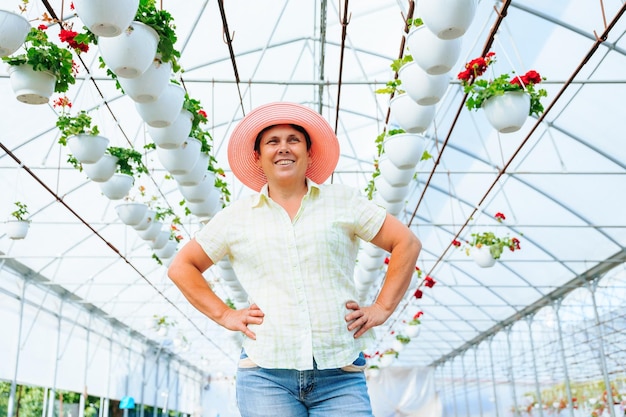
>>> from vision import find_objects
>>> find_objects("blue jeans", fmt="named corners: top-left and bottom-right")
top-left (236, 351), bottom-right (373, 417)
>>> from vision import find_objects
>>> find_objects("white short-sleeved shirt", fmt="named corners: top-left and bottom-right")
top-left (195, 179), bottom-right (386, 370)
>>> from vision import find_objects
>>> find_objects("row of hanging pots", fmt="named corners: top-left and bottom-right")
top-left (417, 0), bottom-right (477, 40)
top-left (114, 202), bottom-right (178, 259)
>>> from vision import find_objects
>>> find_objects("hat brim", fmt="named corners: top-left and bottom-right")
top-left (227, 102), bottom-right (340, 192)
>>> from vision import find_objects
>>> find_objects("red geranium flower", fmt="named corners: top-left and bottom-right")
top-left (413, 289), bottom-right (423, 299)
top-left (452, 239), bottom-right (461, 247)
top-left (495, 212), bottom-right (506, 222)
top-left (414, 311), bottom-right (423, 320)
top-left (38, 24), bottom-right (47, 30)
top-left (424, 276), bottom-right (436, 288)
top-left (384, 257), bottom-right (390, 265)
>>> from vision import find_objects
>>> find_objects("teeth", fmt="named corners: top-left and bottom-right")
top-left (276, 160), bottom-right (293, 165)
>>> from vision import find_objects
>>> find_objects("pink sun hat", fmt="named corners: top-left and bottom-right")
top-left (227, 102), bottom-right (340, 192)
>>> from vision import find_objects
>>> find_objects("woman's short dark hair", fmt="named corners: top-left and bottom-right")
top-left (254, 124), bottom-right (312, 153)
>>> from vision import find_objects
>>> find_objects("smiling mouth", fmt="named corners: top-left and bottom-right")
top-left (275, 160), bottom-right (294, 165)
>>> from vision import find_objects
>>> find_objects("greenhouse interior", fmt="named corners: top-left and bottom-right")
top-left (1, 0), bottom-right (625, 416)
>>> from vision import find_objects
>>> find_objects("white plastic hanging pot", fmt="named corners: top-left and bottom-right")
top-left (187, 191), bottom-right (221, 218)
top-left (149, 229), bottom-right (170, 250)
top-left (383, 133), bottom-right (426, 170)
top-left (418, 0), bottom-right (477, 40)
top-left (354, 265), bottom-right (379, 286)
top-left (5, 220), bottom-right (30, 240)
top-left (406, 25), bottom-right (461, 75)
top-left (148, 109), bottom-right (193, 149)
top-left (72, 0), bottom-right (139, 37)
top-left (482, 91), bottom-right (530, 133)
top-left (472, 245), bottom-right (497, 268)
top-left (7, 64), bottom-right (56, 105)
top-left (132, 209), bottom-right (156, 231)
top-left (118, 59), bottom-right (171, 103)
top-left (378, 155), bottom-right (415, 187)
top-left (389, 94), bottom-right (435, 134)
top-left (136, 220), bottom-right (163, 241)
top-left (115, 202), bottom-right (148, 226)
top-left (0, 10), bottom-right (30, 56)
top-left (173, 153), bottom-right (210, 186)
top-left (98, 21), bottom-right (159, 78)
top-left (398, 62), bottom-right (450, 106)
top-left (374, 176), bottom-right (410, 204)
top-left (373, 193), bottom-right (404, 217)
top-left (156, 137), bottom-right (201, 175)
top-left (99, 173), bottom-right (134, 200)
top-left (154, 240), bottom-right (177, 259)
top-left (404, 324), bottom-right (421, 338)
top-left (178, 172), bottom-right (216, 203)
top-left (83, 154), bottom-right (118, 182)
top-left (67, 134), bottom-right (109, 164)
top-left (135, 82), bottom-right (185, 127)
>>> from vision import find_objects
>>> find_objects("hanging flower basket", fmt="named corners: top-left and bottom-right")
top-left (136, 220), bottom-right (163, 241)
top-left (67, 134), bottom-right (110, 164)
top-left (115, 202), bottom-right (148, 226)
top-left (118, 58), bottom-right (172, 103)
top-left (135, 82), bottom-right (185, 127)
top-left (374, 176), bottom-right (410, 204)
top-left (458, 52), bottom-right (547, 133)
top-left (0, 10), bottom-right (30, 57)
top-left (149, 229), bottom-right (170, 250)
top-left (98, 21), bottom-right (159, 78)
top-left (132, 208), bottom-right (156, 231)
top-left (177, 172), bottom-right (217, 203)
top-left (72, 0), bottom-right (140, 37)
top-left (417, 0), bottom-right (477, 40)
top-left (383, 132), bottom-right (426, 170)
top-left (7, 64), bottom-right (56, 105)
top-left (389, 93), bottom-right (435, 134)
top-left (154, 239), bottom-right (177, 259)
top-left (472, 245), bottom-right (497, 268)
top-left (482, 91), bottom-right (531, 133)
top-left (398, 61), bottom-right (450, 106)
top-left (99, 173), bottom-right (134, 200)
top-left (148, 109), bottom-right (193, 149)
top-left (156, 137), bottom-right (202, 176)
top-left (83, 154), bottom-right (118, 183)
top-left (172, 153), bottom-right (210, 186)
top-left (406, 25), bottom-right (461, 75)
top-left (187, 192), bottom-right (221, 218)
top-left (5, 220), bottom-right (30, 240)
top-left (378, 155), bottom-right (415, 187)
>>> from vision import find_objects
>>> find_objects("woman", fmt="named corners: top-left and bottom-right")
top-left (168, 102), bottom-right (421, 416)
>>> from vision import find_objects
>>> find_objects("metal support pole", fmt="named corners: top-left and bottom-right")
top-left (461, 353), bottom-right (471, 417)
top-left (553, 299), bottom-right (575, 417)
top-left (153, 353), bottom-right (160, 417)
top-left (140, 349), bottom-right (147, 417)
top-left (588, 278), bottom-right (617, 417)
top-left (79, 314), bottom-right (92, 417)
top-left (103, 329), bottom-right (113, 417)
top-left (438, 365), bottom-right (448, 417)
top-left (47, 301), bottom-right (64, 417)
top-left (450, 359), bottom-right (459, 417)
top-left (525, 315), bottom-right (544, 417)
top-left (505, 327), bottom-right (520, 417)
top-left (7, 281), bottom-right (27, 417)
top-left (473, 347), bottom-right (484, 417)
top-left (488, 337), bottom-right (500, 417)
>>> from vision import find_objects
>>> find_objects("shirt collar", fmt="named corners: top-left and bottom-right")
top-left (251, 178), bottom-right (320, 207)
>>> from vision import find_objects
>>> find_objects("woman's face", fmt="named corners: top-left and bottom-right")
top-left (255, 124), bottom-right (311, 184)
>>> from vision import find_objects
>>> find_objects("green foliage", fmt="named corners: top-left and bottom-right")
top-left (106, 146), bottom-right (149, 177)
top-left (225, 298), bottom-right (236, 309)
top-left (395, 334), bottom-right (411, 344)
top-left (463, 73), bottom-right (547, 116)
top-left (135, 0), bottom-right (181, 73)
top-left (375, 79), bottom-right (404, 95)
top-left (56, 110), bottom-right (100, 146)
top-left (2, 27), bottom-right (76, 93)
top-left (364, 129), bottom-right (406, 200)
top-left (407, 18), bottom-right (423, 28)
top-left (467, 231), bottom-right (521, 260)
top-left (11, 201), bottom-right (29, 221)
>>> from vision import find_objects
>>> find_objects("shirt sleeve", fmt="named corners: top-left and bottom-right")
top-left (350, 188), bottom-right (387, 242)
top-left (194, 208), bottom-right (231, 264)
